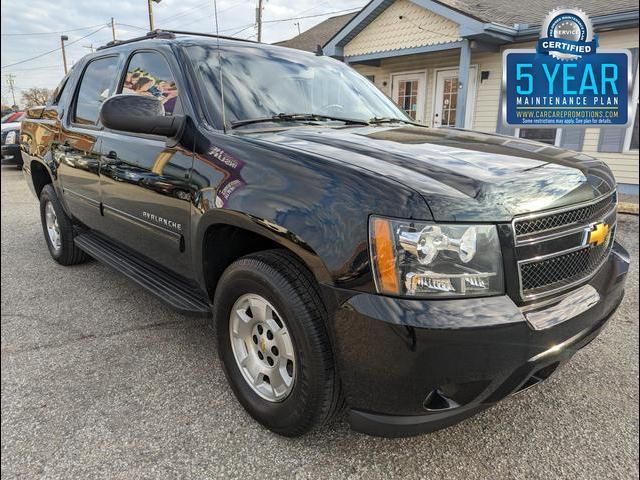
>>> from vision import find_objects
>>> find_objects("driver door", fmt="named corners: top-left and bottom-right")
top-left (99, 50), bottom-right (194, 278)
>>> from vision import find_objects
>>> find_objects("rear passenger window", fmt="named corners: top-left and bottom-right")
top-left (74, 56), bottom-right (119, 126)
top-left (121, 52), bottom-right (179, 115)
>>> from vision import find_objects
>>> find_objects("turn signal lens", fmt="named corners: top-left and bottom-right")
top-left (371, 217), bottom-right (400, 294)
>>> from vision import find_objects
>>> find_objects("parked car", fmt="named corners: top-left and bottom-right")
top-left (1, 114), bottom-right (24, 168)
top-left (2, 111), bottom-right (25, 124)
top-left (20, 31), bottom-right (629, 438)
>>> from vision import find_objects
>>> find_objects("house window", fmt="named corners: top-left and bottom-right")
top-left (365, 75), bottom-right (375, 83)
top-left (518, 128), bottom-right (558, 145)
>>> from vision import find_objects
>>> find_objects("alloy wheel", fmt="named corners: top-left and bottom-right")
top-left (229, 293), bottom-right (296, 402)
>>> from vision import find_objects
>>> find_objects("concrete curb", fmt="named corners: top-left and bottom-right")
top-left (619, 202), bottom-right (639, 215)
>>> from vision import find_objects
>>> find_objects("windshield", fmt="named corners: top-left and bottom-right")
top-left (185, 44), bottom-right (410, 127)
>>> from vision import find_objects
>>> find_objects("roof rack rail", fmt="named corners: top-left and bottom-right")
top-left (159, 29), bottom-right (257, 43)
top-left (97, 30), bottom-right (175, 50)
top-left (96, 29), bottom-right (256, 51)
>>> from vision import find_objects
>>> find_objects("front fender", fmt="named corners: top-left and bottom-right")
top-left (193, 208), bottom-right (333, 289)
top-left (188, 131), bottom-right (430, 293)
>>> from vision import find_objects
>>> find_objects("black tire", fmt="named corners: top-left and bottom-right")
top-left (39, 184), bottom-right (89, 266)
top-left (213, 249), bottom-right (341, 437)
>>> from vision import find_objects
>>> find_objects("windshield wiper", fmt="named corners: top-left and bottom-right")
top-left (230, 113), bottom-right (369, 129)
top-left (368, 116), bottom-right (420, 126)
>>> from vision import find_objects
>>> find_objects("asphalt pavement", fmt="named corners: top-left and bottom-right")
top-left (1, 165), bottom-right (638, 479)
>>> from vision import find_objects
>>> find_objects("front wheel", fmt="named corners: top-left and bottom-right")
top-left (213, 249), bottom-right (341, 437)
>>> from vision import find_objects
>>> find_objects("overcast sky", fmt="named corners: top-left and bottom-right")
top-left (0, 0), bottom-right (364, 106)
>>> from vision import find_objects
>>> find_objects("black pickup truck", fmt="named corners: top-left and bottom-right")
top-left (20, 31), bottom-right (629, 438)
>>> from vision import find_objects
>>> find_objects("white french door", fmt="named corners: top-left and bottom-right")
top-left (433, 67), bottom-right (477, 128)
top-left (391, 72), bottom-right (426, 123)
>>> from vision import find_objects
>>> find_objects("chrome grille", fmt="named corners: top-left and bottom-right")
top-left (519, 228), bottom-right (614, 296)
top-left (514, 192), bottom-right (617, 301)
top-left (514, 192), bottom-right (616, 241)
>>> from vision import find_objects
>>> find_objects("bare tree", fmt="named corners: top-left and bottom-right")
top-left (21, 87), bottom-right (53, 108)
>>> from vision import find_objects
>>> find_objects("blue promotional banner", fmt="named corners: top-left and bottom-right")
top-left (504, 50), bottom-right (630, 126)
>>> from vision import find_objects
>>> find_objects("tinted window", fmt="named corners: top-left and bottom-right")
top-left (74, 56), bottom-right (119, 125)
top-left (121, 52), bottom-right (179, 115)
top-left (519, 128), bottom-right (557, 145)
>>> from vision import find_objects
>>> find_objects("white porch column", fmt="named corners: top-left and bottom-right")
top-left (455, 39), bottom-right (471, 128)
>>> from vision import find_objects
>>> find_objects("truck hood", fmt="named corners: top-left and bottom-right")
top-left (245, 126), bottom-right (616, 222)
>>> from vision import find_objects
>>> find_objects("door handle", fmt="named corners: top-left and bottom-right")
top-left (103, 150), bottom-right (119, 164)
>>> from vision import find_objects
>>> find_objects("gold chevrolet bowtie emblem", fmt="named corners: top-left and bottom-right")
top-left (260, 337), bottom-right (267, 352)
top-left (587, 222), bottom-right (610, 246)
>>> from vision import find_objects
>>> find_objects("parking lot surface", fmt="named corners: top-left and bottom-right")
top-left (1, 166), bottom-right (638, 480)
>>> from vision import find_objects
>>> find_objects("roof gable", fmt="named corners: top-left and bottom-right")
top-left (324, 0), bottom-right (485, 57)
top-left (344, 0), bottom-right (461, 57)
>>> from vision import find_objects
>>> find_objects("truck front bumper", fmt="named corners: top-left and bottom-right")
top-left (329, 242), bottom-right (629, 437)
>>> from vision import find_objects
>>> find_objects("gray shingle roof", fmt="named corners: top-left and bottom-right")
top-left (274, 12), bottom-right (357, 52)
top-left (427, 0), bottom-right (638, 27)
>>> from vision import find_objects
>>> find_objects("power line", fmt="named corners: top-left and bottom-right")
top-left (2, 65), bottom-right (62, 72)
top-left (1, 25), bottom-right (108, 69)
top-left (218, 6), bottom-right (364, 38)
top-left (116, 22), bottom-right (147, 31)
top-left (0, 23), bottom-right (107, 36)
top-left (160, 1), bottom-right (241, 29)
top-left (263, 7), bottom-right (362, 24)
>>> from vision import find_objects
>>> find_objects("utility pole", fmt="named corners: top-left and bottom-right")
top-left (294, 22), bottom-right (301, 35)
top-left (111, 17), bottom-right (117, 41)
top-left (82, 44), bottom-right (95, 53)
top-left (147, 0), bottom-right (161, 31)
top-left (5, 74), bottom-right (17, 106)
top-left (60, 35), bottom-right (69, 75)
top-left (256, 0), bottom-right (264, 42)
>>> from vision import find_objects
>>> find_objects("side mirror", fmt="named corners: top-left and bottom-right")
top-left (100, 94), bottom-right (184, 138)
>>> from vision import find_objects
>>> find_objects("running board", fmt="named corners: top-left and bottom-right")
top-left (74, 232), bottom-right (211, 316)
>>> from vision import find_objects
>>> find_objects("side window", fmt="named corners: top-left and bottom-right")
top-left (121, 52), bottom-right (179, 115)
top-left (50, 74), bottom-right (70, 105)
top-left (74, 56), bottom-right (119, 125)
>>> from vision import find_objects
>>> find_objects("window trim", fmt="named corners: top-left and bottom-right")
top-left (515, 127), bottom-right (562, 147)
top-left (70, 54), bottom-right (121, 130)
top-left (623, 63), bottom-right (639, 152)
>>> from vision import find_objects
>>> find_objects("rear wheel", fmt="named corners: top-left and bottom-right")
top-left (214, 249), bottom-right (341, 436)
top-left (39, 184), bottom-right (88, 265)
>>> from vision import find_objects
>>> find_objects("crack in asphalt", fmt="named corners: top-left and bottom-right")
top-left (1, 318), bottom-right (206, 357)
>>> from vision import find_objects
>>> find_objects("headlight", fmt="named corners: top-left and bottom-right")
top-left (5, 130), bottom-right (17, 144)
top-left (369, 216), bottom-right (504, 298)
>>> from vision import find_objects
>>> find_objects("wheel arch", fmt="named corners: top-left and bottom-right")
top-left (194, 210), bottom-right (333, 301)
top-left (30, 159), bottom-right (54, 198)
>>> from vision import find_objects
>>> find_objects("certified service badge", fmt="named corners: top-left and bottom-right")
top-left (502, 8), bottom-right (631, 128)
top-left (537, 9), bottom-right (598, 61)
